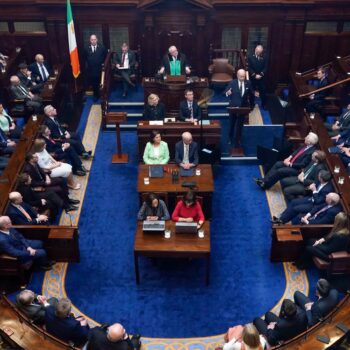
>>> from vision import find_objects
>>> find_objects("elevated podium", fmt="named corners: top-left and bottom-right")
top-left (106, 112), bottom-right (128, 164)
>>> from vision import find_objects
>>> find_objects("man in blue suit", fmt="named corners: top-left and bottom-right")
top-left (175, 132), bottom-right (198, 169)
top-left (0, 216), bottom-right (52, 270)
top-left (45, 298), bottom-right (90, 346)
top-left (179, 89), bottom-right (201, 122)
top-left (224, 69), bottom-right (254, 153)
top-left (272, 170), bottom-right (333, 224)
top-left (29, 54), bottom-right (52, 84)
top-left (305, 67), bottom-right (329, 114)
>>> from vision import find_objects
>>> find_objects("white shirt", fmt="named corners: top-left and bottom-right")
top-left (238, 81), bottom-right (245, 97)
top-left (122, 52), bottom-right (129, 69)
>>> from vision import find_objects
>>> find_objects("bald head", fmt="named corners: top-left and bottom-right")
top-left (107, 323), bottom-right (126, 342)
top-left (168, 46), bottom-right (178, 58)
top-left (236, 69), bottom-right (246, 82)
top-left (9, 191), bottom-right (23, 204)
top-left (326, 193), bottom-right (340, 206)
top-left (255, 45), bottom-right (264, 55)
top-left (182, 132), bottom-right (193, 145)
top-left (305, 132), bottom-right (318, 145)
top-left (10, 75), bottom-right (20, 85)
top-left (0, 216), bottom-right (11, 230)
top-left (35, 54), bottom-right (44, 64)
top-left (90, 35), bottom-right (98, 46)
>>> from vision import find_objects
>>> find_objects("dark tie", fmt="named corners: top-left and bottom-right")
top-left (34, 165), bottom-right (44, 181)
top-left (239, 82), bottom-right (243, 97)
top-left (121, 53), bottom-right (125, 67)
top-left (188, 102), bottom-right (193, 118)
top-left (40, 64), bottom-right (47, 81)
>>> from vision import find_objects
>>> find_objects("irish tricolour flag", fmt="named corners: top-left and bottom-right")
top-left (67, 0), bottom-right (80, 78)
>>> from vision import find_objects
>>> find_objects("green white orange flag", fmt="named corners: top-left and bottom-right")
top-left (67, 0), bottom-right (80, 78)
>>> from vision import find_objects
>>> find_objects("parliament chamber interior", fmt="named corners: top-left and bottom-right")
top-left (1, 0), bottom-right (350, 349)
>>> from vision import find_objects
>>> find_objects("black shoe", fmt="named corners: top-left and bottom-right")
top-left (40, 264), bottom-right (53, 271)
top-left (74, 170), bottom-right (86, 176)
top-left (253, 178), bottom-right (266, 189)
top-left (271, 218), bottom-right (283, 225)
top-left (47, 260), bottom-right (56, 266)
top-left (82, 152), bottom-right (93, 160)
top-left (68, 198), bottom-right (80, 205)
top-left (65, 205), bottom-right (79, 212)
top-left (81, 166), bottom-right (89, 173)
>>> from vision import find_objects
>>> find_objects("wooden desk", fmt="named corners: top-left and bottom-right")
top-left (134, 221), bottom-right (210, 285)
top-left (137, 120), bottom-right (221, 160)
top-left (142, 76), bottom-right (209, 113)
top-left (137, 164), bottom-right (214, 217)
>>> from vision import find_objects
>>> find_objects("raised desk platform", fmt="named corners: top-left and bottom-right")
top-left (134, 221), bottom-right (210, 285)
top-left (137, 164), bottom-right (214, 217)
top-left (137, 120), bottom-right (221, 160)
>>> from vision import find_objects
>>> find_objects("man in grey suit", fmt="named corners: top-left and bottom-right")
top-left (9, 75), bottom-right (43, 112)
top-left (16, 289), bottom-right (58, 324)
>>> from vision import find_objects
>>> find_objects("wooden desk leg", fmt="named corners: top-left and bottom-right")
top-left (206, 254), bottom-right (210, 286)
top-left (134, 252), bottom-right (140, 284)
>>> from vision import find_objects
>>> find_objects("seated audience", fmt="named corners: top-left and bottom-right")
top-left (253, 299), bottom-right (307, 346)
top-left (305, 67), bottom-right (329, 114)
top-left (272, 170), bottom-right (333, 224)
top-left (280, 150), bottom-right (326, 202)
top-left (325, 104), bottom-right (350, 137)
top-left (300, 192), bottom-right (342, 225)
top-left (39, 125), bottom-right (88, 176)
top-left (23, 152), bottom-right (80, 211)
top-left (137, 193), bottom-right (170, 221)
top-left (32, 139), bottom-right (81, 190)
top-left (295, 212), bottom-right (349, 269)
top-left (0, 103), bottom-right (22, 139)
top-left (7, 191), bottom-right (49, 225)
top-left (142, 94), bottom-right (166, 121)
top-left (179, 89), bottom-right (201, 122)
top-left (0, 216), bottom-right (53, 270)
top-left (29, 53), bottom-right (52, 83)
top-left (0, 52), bottom-right (8, 69)
top-left (172, 191), bottom-right (204, 227)
top-left (254, 132), bottom-right (318, 190)
top-left (223, 323), bottom-right (266, 350)
top-left (87, 323), bottom-right (141, 350)
top-left (9, 75), bottom-right (43, 113)
top-left (16, 63), bottom-right (43, 94)
top-left (44, 105), bottom-right (92, 159)
top-left (175, 131), bottom-right (199, 169)
top-left (16, 289), bottom-right (58, 325)
top-left (45, 297), bottom-right (90, 346)
top-left (0, 127), bottom-right (16, 156)
top-left (143, 130), bottom-right (170, 164)
top-left (294, 279), bottom-right (339, 327)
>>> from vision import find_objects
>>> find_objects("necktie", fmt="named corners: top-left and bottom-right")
top-left (49, 137), bottom-right (56, 144)
top-left (290, 146), bottom-right (307, 165)
top-left (18, 85), bottom-right (30, 98)
top-left (304, 163), bottom-right (316, 178)
top-left (53, 118), bottom-right (64, 136)
top-left (188, 102), bottom-right (193, 118)
top-left (239, 82), bottom-right (244, 97)
top-left (310, 205), bottom-right (331, 220)
top-left (40, 64), bottom-right (47, 81)
top-left (183, 144), bottom-right (189, 164)
top-left (121, 53), bottom-right (125, 67)
top-left (17, 205), bottom-right (32, 222)
top-left (92, 46), bottom-right (96, 53)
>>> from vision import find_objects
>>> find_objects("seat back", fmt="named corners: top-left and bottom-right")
top-left (211, 58), bottom-right (234, 75)
top-left (329, 251), bottom-right (350, 274)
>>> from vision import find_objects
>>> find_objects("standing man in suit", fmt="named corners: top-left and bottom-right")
top-left (175, 132), bottom-right (198, 169)
top-left (179, 89), bottom-right (201, 122)
top-left (254, 299), bottom-right (307, 346)
top-left (306, 67), bottom-right (329, 114)
top-left (158, 46), bottom-right (191, 76)
top-left (225, 69), bottom-right (254, 155)
top-left (248, 44), bottom-right (268, 109)
top-left (29, 54), bottom-right (52, 84)
top-left (84, 34), bottom-right (107, 101)
top-left (16, 289), bottom-right (58, 325)
top-left (16, 63), bottom-right (43, 94)
top-left (294, 279), bottom-right (338, 326)
top-left (113, 43), bottom-right (136, 98)
top-left (0, 216), bottom-right (53, 270)
top-left (9, 75), bottom-right (43, 113)
top-left (254, 132), bottom-right (318, 190)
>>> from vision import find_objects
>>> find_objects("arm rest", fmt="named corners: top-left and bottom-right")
top-left (330, 251), bottom-right (350, 259)
top-left (285, 122), bottom-right (300, 130)
top-left (0, 253), bottom-right (18, 261)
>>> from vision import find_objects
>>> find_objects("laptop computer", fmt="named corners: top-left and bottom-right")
top-left (175, 222), bottom-right (198, 234)
top-left (180, 168), bottom-right (194, 177)
top-left (143, 220), bottom-right (165, 233)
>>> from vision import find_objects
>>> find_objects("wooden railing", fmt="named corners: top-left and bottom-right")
top-left (209, 45), bottom-right (247, 71)
top-left (100, 50), bottom-right (113, 128)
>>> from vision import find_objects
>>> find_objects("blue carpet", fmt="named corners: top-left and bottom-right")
top-left (62, 129), bottom-right (285, 338)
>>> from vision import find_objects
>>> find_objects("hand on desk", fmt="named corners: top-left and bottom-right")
top-left (179, 217), bottom-right (194, 222)
top-left (146, 216), bottom-right (159, 221)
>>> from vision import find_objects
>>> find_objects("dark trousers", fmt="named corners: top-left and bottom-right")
top-left (296, 239), bottom-right (330, 268)
top-left (88, 73), bottom-right (100, 98)
top-left (279, 197), bottom-right (313, 223)
top-left (306, 99), bottom-right (325, 114)
top-left (253, 311), bottom-right (280, 345)
top-left (228, 112), bottom-right (245, 147)
top-left (65, 132), bottom-right (86, 155)
top-left (54, 147), bottom-right (82, 172)
top-left (280, 176), bottom-right (307, 202)
top-left (251, 77), bottom-right (267, 107)
top-left (21, 239), bottom-right (48, 266)
top-left (263, 161), bottom-right (299, 189)
top-left (294, 291), bottom-right (312, 310)
top-left (120, 69), bottom-right (134, 94)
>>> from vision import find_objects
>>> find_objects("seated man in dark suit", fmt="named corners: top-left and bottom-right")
top-left (158, 45), bottom-right (190, 76)
top-left (325, 104), bottom-right (350, 137)
top-left (254, 132), bottom-right (318, 190)
top-left (0, 128), bottom-right (16, 156)
top-left (16, 63), bottom-right (43, 94)
top-left (6, 191), bottom-right (49, 225)
top-left (0, 216), bottom-right (53, 270)
top-left (281, 150), bottom-right (326, 202)
top-left (43, 105), bottom-right (92, 159)
top-left (45, 298), bottom-right (90, 346)
top-left (16, 289), bottom-right (58, 325)
top-left (179, 89), bottom-right (201, 122)
top-left (175, 132), bottom-right (198, 169)
top-left (253, 299), bottom-right (307, 346)
top-left (305, 67), bottom-right (329, 114)
top-left (294, 279), bottom-right (338, 327)
top-left (113, 43), bottom-right (136, 98)
top-left (87, 323), bottom-right (141, 350)
top-left (9, 75), bottom-right (43, 113)
top-left (272, 170), bottom-right (333, 224)
top-left (29, 53), bottom-right (52, 84)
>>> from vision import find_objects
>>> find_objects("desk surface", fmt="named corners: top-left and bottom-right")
top-left (134, 221), bottom-right (210, 255)
top-left (137, 164), bottom-right (214, 193)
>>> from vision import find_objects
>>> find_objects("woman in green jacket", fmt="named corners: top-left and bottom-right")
top-left (143, 130), bottom-right (170, 164)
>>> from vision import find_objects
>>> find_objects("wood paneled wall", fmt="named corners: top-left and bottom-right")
top-left (0, 0), bottom-right (350, 91)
